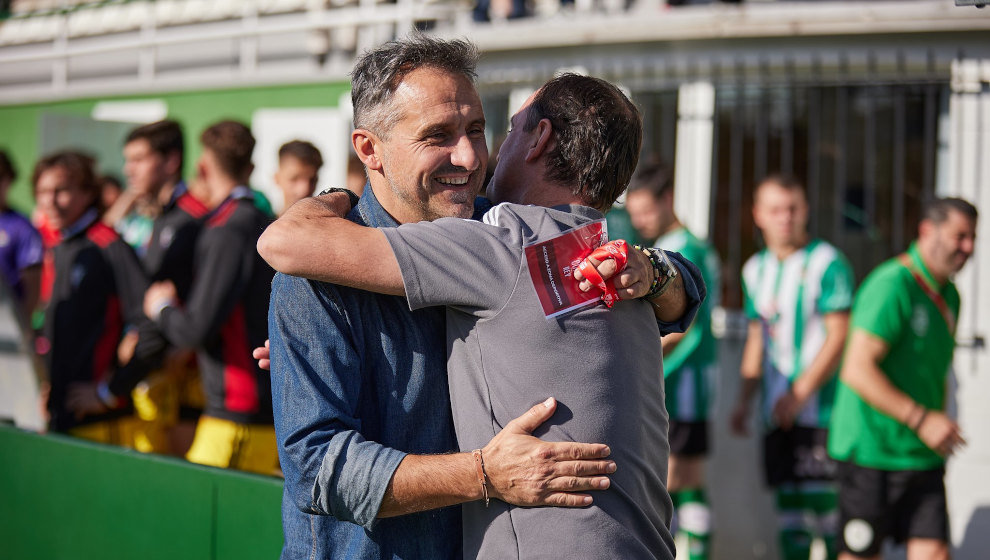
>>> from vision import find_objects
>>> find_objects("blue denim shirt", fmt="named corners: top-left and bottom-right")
top-left (269, 186), bottom-right (464, 560)
top-left (269, 188), bottom-right (705, 560)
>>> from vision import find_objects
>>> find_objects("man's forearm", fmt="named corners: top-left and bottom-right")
top-left (647, 271), bottom-right (687, 323)
top-left (258, 195), bottom-right (404, 293)
top-left (792, 312), bottom-right (848, 400)
top-left (841, 331), bottom-right (918, 426)
top-left (378, 453), bottom-right (480, 518)
top-left (661, 330), bottom-right (687, 356)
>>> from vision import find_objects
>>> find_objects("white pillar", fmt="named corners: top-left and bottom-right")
top-left (673, 81), bottom-right (715, 240)
top-left (945, 57), bottom-right (990, 555)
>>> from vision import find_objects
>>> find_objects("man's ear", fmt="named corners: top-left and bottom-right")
top-left (353, 129), bottom-right (383, 171)
top-left (525, 118), bottom-right (554, 163)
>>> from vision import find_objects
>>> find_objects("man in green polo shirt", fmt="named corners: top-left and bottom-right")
top-left (626, 161), bottom-right (721, 560)
top-left (828, 197), bottom-right (977, 560)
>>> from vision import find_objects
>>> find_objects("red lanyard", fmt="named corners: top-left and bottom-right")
top-left (898, 253), bottom-right (956, 335)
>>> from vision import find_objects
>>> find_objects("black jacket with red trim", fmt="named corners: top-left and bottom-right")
top-left (156, 192), bottom-right (275, 424)
top-left (144, 187), bottom-right (209, 301)
top-left (44, 209), bottom-right (164, 432)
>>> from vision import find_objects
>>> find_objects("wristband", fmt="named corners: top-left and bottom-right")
top-left (577, 240), bottom-right (629, 308)
top-left (97, 381), bottom-right (121, 409)
top-left (472, 449), bottom-right (490, 507)
top-left (317, 187), bottom-right (360, 209)
top-left (638, 246), bottom-right (677, 300)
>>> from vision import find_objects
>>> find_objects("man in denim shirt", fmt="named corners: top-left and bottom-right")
top-left (263, 72), bottom-right (708, 559)
top-left (264, 37), bottom-right (632, 560)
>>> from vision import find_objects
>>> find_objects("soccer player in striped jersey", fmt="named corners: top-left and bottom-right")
top-left (731, 174), bottom-right (855, 560)
top-left (626, 160), bottom-right (720, 560)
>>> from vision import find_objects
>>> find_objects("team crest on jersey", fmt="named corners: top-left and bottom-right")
top-left (911, 305), bottom-right (929, 337)
top-left (70, 263), bottom-right (86, 288)
top-left (159, 225), bottom-right (175, 249)
top-left (0, 230), bottom-right (9, 248)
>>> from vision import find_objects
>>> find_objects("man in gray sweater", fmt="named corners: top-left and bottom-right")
top-left (261, 73), bottom-right (705, 559)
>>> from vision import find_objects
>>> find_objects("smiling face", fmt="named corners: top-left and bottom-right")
top-left (370, 66), bottom-right (488, 223)
top-left (920, 209), bottom-right (977, 282)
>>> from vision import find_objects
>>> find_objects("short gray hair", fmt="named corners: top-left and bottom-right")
top-left (350, 34), bottom-right (479, 138)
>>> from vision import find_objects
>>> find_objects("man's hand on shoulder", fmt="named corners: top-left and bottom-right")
top-left (483, 397), bottom-right (615, 507)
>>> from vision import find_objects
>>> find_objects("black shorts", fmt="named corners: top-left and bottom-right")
top-left (763, 426), bottom-right (836, 486)
top-left (668, 420), bottom-right (709, 457)
top-left (836, 461), bottom-right (948, 557)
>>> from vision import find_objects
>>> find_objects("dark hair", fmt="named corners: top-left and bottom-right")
top-left (278, 140), bottom-right (324, 170)
top-left (32, 150), bottom-right (102, 211)
top-left (101, 174), bottom-right (123, 192)
top-left (925, 197), bottom-right (978, 225)
top-left (756, 173), bottom-right (806, 198)
top-left (125, 120), bottom-right (184, 175)
top-left (522, 73), bottom-right (642, 211)
top-left (200, 120), bottom-right (255, 182)
top-left (0, 149), bottom-right (15, 183)
top-left (350, 34), bottom-right (479, 137)
top-left (627, 158), bottom-right (673, 200)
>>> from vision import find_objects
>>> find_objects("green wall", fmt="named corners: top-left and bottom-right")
top-left (0, 81), bottom-right (350, 214)
top-left (0, 425), bottom-right (284, 560)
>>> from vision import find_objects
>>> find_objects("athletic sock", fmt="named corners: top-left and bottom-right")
top-left (672, 488), bottom-right (711, 560)
top-left (776, 487), bottom-right (812, 560)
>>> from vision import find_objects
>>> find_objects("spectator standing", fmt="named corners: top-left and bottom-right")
top-left (273, 140), bottom-right (323, 214)
top-left (144, 121), bottom-right (275, 474)
top-left (0, 149), bottom-right (43, 321)
top-left (731, 174), bottom-right (855, 560)
top-left (626, 160), bottom-right (721, 560)
top-left (828, 198), bottom-right (976, 560)
top-left (118, 120), bottom-right (208, 456)
top-left (33, 151), bottom-right (162, 442)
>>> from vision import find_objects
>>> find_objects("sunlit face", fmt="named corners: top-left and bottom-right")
top-left (376, 67), bottom-right (488, 221)
top-left (626, 189), bottom-right (674, 243)
top-left (922, 209), bottom-right (977, 279)
top-left (274, 155), bottom-right (319, 209)
top-left (34, 166), bottom-right (95, 230)
top-left (487, 92), bottom-right (536, 206)
top-left (123, 139), bottom-right (169, 198)
top-left (752, 181), bottom-right (808, 249)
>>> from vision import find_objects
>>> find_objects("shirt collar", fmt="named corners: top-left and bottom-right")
top-left (550, 203), bottom-right (605, 221)
top-left (353, 185), bottom-right (398, 229)
top-left (61, 207), bottom-right (100, 239)
top-left (166, 180), bottom-right (188, 207)
top-left (907, 241), bottom-right (943, 288)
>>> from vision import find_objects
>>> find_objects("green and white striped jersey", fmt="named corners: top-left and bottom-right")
top-left (741, 239), bottom-right (854, 429)
top-left (656, 226), bottom-right (720, 422)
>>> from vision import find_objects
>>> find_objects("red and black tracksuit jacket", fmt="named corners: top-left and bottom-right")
top-left (143, 184), bottom-right (208, 301)
top-left (44, 209), bottom-right (165, 432)
top-left (156, 190), bottom-right (275, 425)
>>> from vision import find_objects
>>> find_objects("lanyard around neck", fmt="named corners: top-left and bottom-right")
top-left (898, 253), bottom-right (956, 335)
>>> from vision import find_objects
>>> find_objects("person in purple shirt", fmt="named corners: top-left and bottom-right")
top-left (0, 149), bottom-right (44, 321)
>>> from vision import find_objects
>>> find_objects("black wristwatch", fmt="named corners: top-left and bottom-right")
top-left (317, 187), bottom-right (360, 209)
